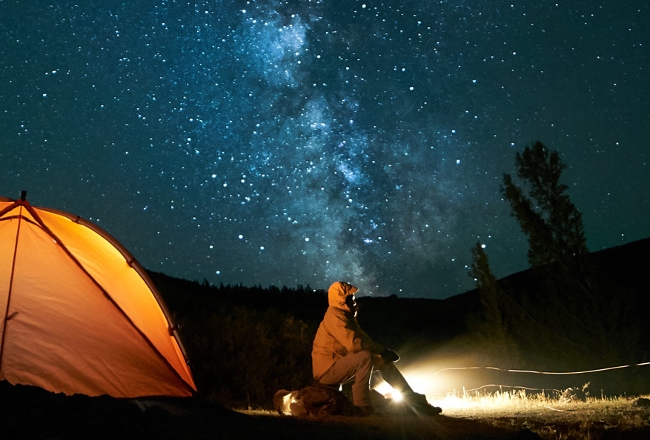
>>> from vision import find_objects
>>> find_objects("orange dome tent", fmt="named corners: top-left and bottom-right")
top-left (0, 192), bottom-right (196, 398)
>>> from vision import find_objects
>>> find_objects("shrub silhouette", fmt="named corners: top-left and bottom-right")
top-left (180, 305), bottom-right (314, 408)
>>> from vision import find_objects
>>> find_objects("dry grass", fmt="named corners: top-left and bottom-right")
top-left (429, 390), bottom-right (650, 439)
top-left (238, 390), bottom-right (650, 439)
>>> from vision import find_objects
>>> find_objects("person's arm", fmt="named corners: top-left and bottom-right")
top-left (326, 308), bottom-right (384, 354)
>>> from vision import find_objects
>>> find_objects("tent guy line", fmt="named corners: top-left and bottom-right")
top-left (432, 361), bottom-right (650, 377)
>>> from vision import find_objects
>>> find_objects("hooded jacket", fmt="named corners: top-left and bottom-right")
top-left (312, 281), bottom-right (384, 380)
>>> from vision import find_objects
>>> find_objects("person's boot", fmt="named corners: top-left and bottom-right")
top-left (402, 392), bottom-right (442, 415)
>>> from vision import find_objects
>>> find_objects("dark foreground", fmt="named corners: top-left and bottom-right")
top-left (1, 382), bottom-right (648, 440)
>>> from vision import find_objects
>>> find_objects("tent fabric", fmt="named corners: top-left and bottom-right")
top-left (0, 195), bottom-right (196, 398)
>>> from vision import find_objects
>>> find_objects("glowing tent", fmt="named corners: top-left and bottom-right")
top-left (0, 193), bottom-right (196, 398)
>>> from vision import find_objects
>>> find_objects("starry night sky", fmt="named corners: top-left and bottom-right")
top-left (1, 1), bottom-right (649, 299)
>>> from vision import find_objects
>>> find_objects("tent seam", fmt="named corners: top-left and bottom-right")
top-left (0, 203), bottom-right (24, 375)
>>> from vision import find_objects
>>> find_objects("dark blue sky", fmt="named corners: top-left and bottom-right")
top-left (2, 1), bottom-right (648, 298)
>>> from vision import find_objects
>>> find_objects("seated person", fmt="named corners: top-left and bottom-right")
top-left (312, 281), bottom-right (441, 415)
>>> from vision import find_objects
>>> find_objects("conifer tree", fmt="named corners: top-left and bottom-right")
top-left (467, 242), bottom-right (519, 365)
top-left (501, 141), bottom-right (588, 269)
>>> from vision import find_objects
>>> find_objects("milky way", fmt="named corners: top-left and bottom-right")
top-left (2, 1), bottom-right (649, 298)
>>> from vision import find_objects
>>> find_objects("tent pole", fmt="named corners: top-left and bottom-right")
top-left (0, 203), bottom-right (24, 374)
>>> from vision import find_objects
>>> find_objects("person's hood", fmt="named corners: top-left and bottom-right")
top-left (327, 281), bottom-right (358, 311)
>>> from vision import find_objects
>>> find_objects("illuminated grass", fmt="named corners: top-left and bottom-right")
top-left (237, 391), bottom-right (650, 439)
top-left (430, 390), bottom-right (650, 439)
top-left (430, 388), bottom-right (582, 415)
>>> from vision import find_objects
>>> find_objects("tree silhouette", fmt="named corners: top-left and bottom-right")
top-left (501, 141), bottom-right (588, 269)
top-left (467, 242), bottom-right (520, 365)
top-left (496, 142), bottom-right (643, 368)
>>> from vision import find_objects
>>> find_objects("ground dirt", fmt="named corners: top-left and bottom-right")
top-left (2, 382), bottom-right (650, 439)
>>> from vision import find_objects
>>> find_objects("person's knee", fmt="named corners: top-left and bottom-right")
top-left (352, 350), bottom-right (374, 384)
top-left (358, 350), bottom-right (373, 364)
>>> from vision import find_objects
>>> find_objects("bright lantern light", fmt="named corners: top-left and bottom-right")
top-left (373, 382), bottom-right (404, 402)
